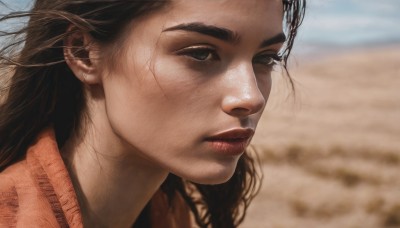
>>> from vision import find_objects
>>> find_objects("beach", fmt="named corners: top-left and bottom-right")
top-left (242, 45), bottom-right (400, 228)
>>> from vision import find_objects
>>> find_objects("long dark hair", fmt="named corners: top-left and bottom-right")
top-left (0, 0), bottom-right (306, 227)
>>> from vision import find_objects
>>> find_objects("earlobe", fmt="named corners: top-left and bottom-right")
top-left (63, 28), bottom-right (101, 84)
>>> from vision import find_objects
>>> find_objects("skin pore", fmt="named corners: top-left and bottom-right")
top-left (62, 0), bottom-right (284, 227)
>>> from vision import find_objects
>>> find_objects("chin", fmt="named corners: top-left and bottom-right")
top-left (184, 163), bottom-right (238, 185)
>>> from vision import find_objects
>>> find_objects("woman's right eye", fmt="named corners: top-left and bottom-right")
top-left (176, 47), bottom-right (219, 62)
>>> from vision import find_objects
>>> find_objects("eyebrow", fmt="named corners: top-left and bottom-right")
top-left (162, 22), bottom-right (286, 47)
top-left (162, 22), bottom-right (240, 43)
top-left (259, 32), bottom-right (287, 48)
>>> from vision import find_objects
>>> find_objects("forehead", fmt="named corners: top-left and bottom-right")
top-left (165, 0), bottom-right (284, 36)
top-left (170, 0), bottom-right (283, 13)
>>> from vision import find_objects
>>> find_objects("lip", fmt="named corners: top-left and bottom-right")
top-left (205, 128), bottom-right (255, 156)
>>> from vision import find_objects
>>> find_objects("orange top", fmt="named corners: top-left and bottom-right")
top-left (0, 129), bottom-right (191, 227)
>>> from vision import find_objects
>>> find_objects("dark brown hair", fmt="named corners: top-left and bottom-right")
top-left (0, 0), bottom-right (306, 227)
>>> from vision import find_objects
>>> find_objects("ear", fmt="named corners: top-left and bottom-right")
top-left (64, 27), bottom-right (101, 84)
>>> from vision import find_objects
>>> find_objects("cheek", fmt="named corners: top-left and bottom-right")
top-left (152, 54), bottom-right (220, 108)
top-left (101, 56), bottom-right (212, 151)
top-left (256, 72), bottom-right (273, 102)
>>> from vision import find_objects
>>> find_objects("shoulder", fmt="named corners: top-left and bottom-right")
top-left (0, 161), bottom-right (28, 227)
top-left (0, 159), bottom-right (32, 190)
top-left (0, 167), bottom-right (19, 206)
top-left (0, 158), bottom-right (36, 201)
top-left (0, 160), bottom-right (28, 193)
top-left (0, 170), bottom-right (18, 202)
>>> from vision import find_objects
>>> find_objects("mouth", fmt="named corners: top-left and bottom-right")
top-left (204, 128), bottom-right (255, 155)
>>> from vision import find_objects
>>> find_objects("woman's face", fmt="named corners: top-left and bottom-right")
top-left (99, 0), bottom-right (284, 184)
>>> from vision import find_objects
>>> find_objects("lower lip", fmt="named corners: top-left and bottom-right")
top-left (205, 139), bottom-right (249, 156)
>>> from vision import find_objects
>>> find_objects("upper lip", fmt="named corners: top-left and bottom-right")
top-left (205, 128), bottom-right (255, 141)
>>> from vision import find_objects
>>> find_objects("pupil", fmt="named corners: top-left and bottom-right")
top-left (193, 50), bottom-right (209, 60)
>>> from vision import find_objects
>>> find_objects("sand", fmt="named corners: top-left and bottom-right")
top-left (242, 45), bottom-right (400, 228)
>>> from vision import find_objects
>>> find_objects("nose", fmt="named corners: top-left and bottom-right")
top-left (221, 64), bottom-right (267, 117)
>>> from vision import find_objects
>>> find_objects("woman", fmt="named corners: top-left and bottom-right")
top-left (0, 0), bottom-right (305, 227)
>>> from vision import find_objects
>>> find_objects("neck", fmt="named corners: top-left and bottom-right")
top-left (61, 96), bottom-right (168, 227)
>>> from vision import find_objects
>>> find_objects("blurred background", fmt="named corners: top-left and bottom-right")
top-left (245, 1), bottom-right (400, 227)
top-left (1, 1), bottom-right (400, 227)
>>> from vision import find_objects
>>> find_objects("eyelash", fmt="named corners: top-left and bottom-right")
top-left (176, 46), bottom-right (282, 67)
top-left (253, 53), bottom-right (282, 67)
top-left (176, 46), bottom-right (219, 62)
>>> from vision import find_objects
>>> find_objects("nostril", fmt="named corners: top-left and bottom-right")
top-left (222, 96), bottom-right (265, 117)
top-left (230, 107), bottom-right (252, 117)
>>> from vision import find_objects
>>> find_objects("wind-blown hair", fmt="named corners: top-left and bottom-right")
top-left (0, 0), bottom-right (306, 227)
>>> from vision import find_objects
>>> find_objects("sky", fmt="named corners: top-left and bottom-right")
top-left (1, 0), bottom-right (400, 48)
top-left (299, 0), bottom-right (400, 46)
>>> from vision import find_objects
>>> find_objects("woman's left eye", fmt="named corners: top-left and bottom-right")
top-left (176, 47), bottom-right (219, 61)
top-left (253, 53), bottom-right (282, 67)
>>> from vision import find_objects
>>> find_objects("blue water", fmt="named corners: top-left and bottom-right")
top-left (1, 0), bottom-right (400, 47)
